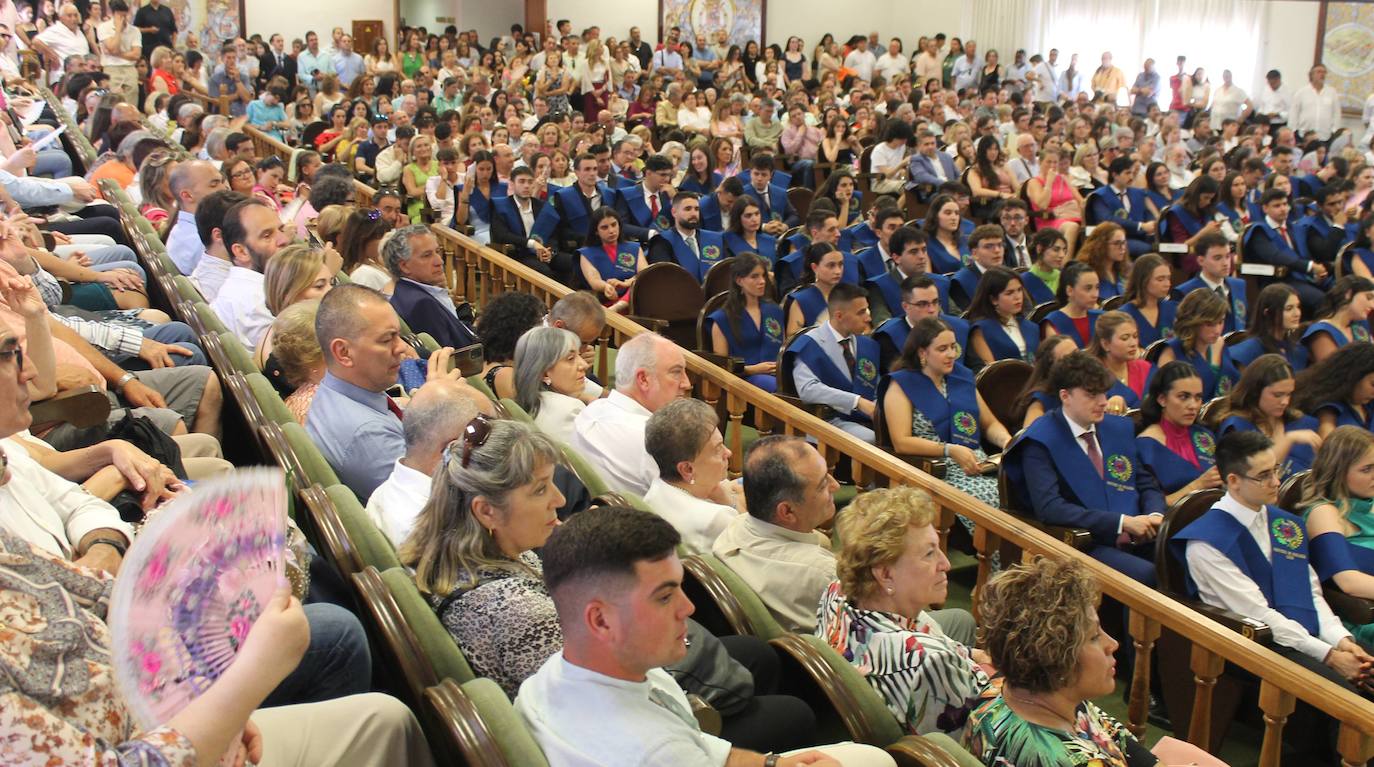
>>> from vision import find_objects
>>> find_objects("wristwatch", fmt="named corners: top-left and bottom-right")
top-left (86, 536), bottom-right (128, 557)
top-left (763, 754), bottom-right (780, 767)
top-left (114, 371), bottom-right (137, 391)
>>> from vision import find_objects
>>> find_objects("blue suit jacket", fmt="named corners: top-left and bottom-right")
top-left (742, 182), bottom-right (799, 227)
top-left (615, 183), bottom-right (674, 241)
top-left (1086, 186), bottom-right (1153, 239)
top-left (906, 152), bottom-right (958, 190)
top-left (390, 279), bottom-right (478, 350)
top-left (699, 191), bottom-right (727, 232)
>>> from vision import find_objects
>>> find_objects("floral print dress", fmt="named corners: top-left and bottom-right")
top-left (963, 695), bottom-right (1157, 767)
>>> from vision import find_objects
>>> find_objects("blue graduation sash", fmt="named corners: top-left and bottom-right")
top-left (1310, 530), bottom-right (1374, 584)
top-left (873, 315), bottom-right (969, 366)
top-left (1243, 222), bottom-right (1317, 285)
top-left (791, 285), bottom-right (829, 327)
top-left (1165, 338), bottom-right (1238, 400)
top-left (492, 196), bottom-right (558, 248)
top-left (660, 229), bottom-right (725, 282)
top-left (888, 367), bottom-right (982, 448)
top-left (1216, 202), bottom-right (1243, 224)
top-left (1020, 270), bottom-right (1056, 306)
top-left (1174, 277), bottom-right (1246, 333)
top-left (679, 172), bottom-right (721, 195)
top-left (453, 181), bottom-right (507, 227)
top-left (1122, 300), bottom-right (1177, 347)
top-left (844, 221), bottom-right (878, 252)
top-left (1301, 320), bottom-right (1372, 351)
top-left (1007, 410), bottom-right (1142, 518)
top-left (1136, 426), bottom-right (1217, 494)
top-left (554, 182), bottom-right (618, 242)
top-left (853, 247), bottom-right (887, 282)
top-left (743, 182), bottom-right (791, 222)
top-left (868, 271), bottom-right (952, 317)
top-left (578, 243), bottom-right (640, 282)
top-left (1317, 400), bottom-right (1374, 431)
top-left (973, 317), bottom-right (1039, 362)
top-left (1099, 275), bottom-right (1125, 301)
top-left (951, 267), bottom-right (983, 306)
top-left (622, 184), bottom-right (674, 231)
top-left (926, 236), bottom-right (967, 274)
top-left (1218, 414), bottom-right (1317, 480)
top-left (722, 231), bottom-right (778, 264)
top-left (707, 303), bottom-right (785, 365)
top-left (698, 191), bottom-right (723, 230)
top-left (1107, 378), bottom-right (1141, 409)
top-left (1168, 205), bottom-right (1204, 239)
top-left (1171, 506), bottom-right (1319, 635)
top-left (789, 333), bottom-right (879, 422)
top-left (779, 247), bottom-right (862, 285)
top-left (1045, 309), bottom-right (1100, 349)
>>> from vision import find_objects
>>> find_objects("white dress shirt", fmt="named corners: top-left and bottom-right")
top-left (189, 254), bottom-right (230, 302)
top-left (643, 478), bottom-right (738, 554)
top-left (34, 22), bottom-right (89, 83)
top-left (570, 390), bottom-right (658, 496)
top-left (533, 390), bottom-right (585, 444)
top-left (365, 459), bottom-right (433, 546)
top-left (1185, 492), bottom-right (1351, 661)
top-left (844, 48), bottom-right (877, 83)
top-left (0, 438), bottom-right (133, 559)
top-left (1291, 84), bottom-right (1342, 140)
top-left (166, 210), bottom-right (203, 274)
top-left (424, 174), bottom-right (456, 228)
top-left (1256, 84), bottom-right (1290, 123)
top-left (1031, 61), bottom-right (1058, 102)
top-left (792, 321), bottom-right (862, 415)
top-left (210, 266), bottom-right (273, 349)
top-left (874, 52), bottom-right (908, 83)
top-left (1211, 84), bottom-right (1248, 122)
top-left (1011, 157), bottom-right (1039, 186)
top-left (711, 513), bottom-right (836, 633)
top-left (515, 653), bottom-right (733, 767)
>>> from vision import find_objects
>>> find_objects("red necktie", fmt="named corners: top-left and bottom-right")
top-left (1278, 225), bottom-right (1292, 248)
top-left (386, 397), bottom-right (404, 421)
top-left (649, 194), bottom-right (659, 220)
top-left (1081, 430), bottom-right (1104, 478)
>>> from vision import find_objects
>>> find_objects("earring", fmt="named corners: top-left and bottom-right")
top-left (542, 378), bottom-right (551, 386)
top-left (886, 587), bottom-right (894, 595)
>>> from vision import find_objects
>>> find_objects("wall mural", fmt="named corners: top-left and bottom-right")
top-left (660, 0), bottom-right (765, 49)
top-left (1317, 0), bottom-right (1374, 115)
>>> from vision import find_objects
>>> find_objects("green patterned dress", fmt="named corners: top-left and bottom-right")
top-left (963, 695), bottom-right (1157, 767)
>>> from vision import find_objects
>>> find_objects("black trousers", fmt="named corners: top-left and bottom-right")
top-left (716, 634), bottom-right (818, 753)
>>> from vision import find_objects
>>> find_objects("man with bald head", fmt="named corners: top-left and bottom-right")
top-left (165, 160), bottom-right (226, 274)
top-left (31, 3), bottom-right (89, 84)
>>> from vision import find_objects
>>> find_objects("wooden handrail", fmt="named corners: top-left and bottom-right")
top-left (199, 110), bottom-right (1374, 766)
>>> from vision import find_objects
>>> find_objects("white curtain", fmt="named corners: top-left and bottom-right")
top-left (969, 0), bottom-right (1265, 106)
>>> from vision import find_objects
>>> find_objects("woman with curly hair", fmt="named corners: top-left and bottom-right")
top-left (1295, 341), bottom-right (1374, 436)
top-left (474, 291), bottom-right (548, 400)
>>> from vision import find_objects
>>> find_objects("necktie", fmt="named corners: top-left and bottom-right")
top-left (277, 53), bottom-right (284, 69)
top-left (1278, 225), bottom-right (1292, 248)
top-left (840, 337), bottom-right (857, 374)
top-left (685, 235), bottom-right (698, 259)
top-left (1081, 430), bottom-right (1104, 478)
top-left (1117, 190), bottom-right (1129, 213)
top-left (1016, 244), bottom-right (1028, 268)
top-left (386, 397), bottom-right (404, 421)
top-left (649, 193), bottom-right (659, 220)
top-left (1214, 285), bottom-right (1226, 300)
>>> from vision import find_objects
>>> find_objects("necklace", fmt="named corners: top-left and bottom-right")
top-left (1005, 691), bottom-right (1079, 732)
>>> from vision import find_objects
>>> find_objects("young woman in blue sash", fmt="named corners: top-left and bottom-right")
top-left (1079, 223), bottom-right (1128, 301)
top-left (881, 317), bottom-right (1012, 506)
top-left (723, 196), bottom-right (777, 265)
top-left (1019, 228), bottom-right (1067, 307)
top-left (1142, 161), bottom-right (1173, 216)
top-left (1163, 176), bottom-right (1222, 274)
top-left (578, 207), bottom-right (648, 314)
top-left (1303, 276), bottom-right (1374, 365)
top-left (919, 194), bottom-right (969, 274)
top-left (1300, 426), bottom-right (1374, 646)
top-left (1216, 354), bottom-right (1322, 482)
top-left (709, 253), bottom-right (785, 392)
top-left (1010, 335), bottom-right (1077, 430)
top-left (1296, 342), bottom-right (1374, 437)
top-left (967, 266), bottom-right (1040, 368)
top-left (1230, 284), bottom-right (1308, 372)
top-left (678, 146), bottom-right (721, 195)
top-left (1136, 361), bottom-right (1223, 503)
top-left (1089, 311), bottom-right (1152, 412)
top-left (1216, 171), bottom-right (1249, 230)
top-left (1342, 215), bottom-right (1374, 280)
top-left (785, 243), bottom-right (846, 338)
top-left (1120, 254), bottom-right (1178, 348)
top-left (1155, 288), bottom-right (1238, 400)
top-left (1042, 261), bottom-right (1100, 349)
top-left (817, 169), bottom-right (863, 228)
top-left (452, 150), bottom-right (506, 245)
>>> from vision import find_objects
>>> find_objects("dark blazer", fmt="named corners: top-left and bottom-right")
top-left (1086, 186), bottom-right (1153, 240)
top-left (907, 152), bottom-right (958, 190)
top-left (490, 196), bottom-right (547, 260)
top-left (258, 50), bottom-right (297, 90)
top-left (390, 279), bottom-right (478, 350)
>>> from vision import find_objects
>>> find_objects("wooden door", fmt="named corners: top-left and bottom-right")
top-left (352, 20), bottom-right (385, 57)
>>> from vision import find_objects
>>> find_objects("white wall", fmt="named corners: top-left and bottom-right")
top-left (399, 0), bottom-right (450, 31)
top-left (243, 0), bottom-right (396, 48)
top-left (545, 0), bottom-right (658, 42)
top-left (1258, 0), bottom-right (1319, 94)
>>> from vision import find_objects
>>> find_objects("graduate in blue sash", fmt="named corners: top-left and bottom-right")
top-left (1002, 351), bottom-right (1167, 584)
top-left (1120, 254), bottom-right (1178, 348)
top-left (1089, 311), bottom-right (1153, 412)
top-left (866, 227), bottom-right (952, 325)
top-left (785, 243), bottom-right (848, 339)
top-left (776, 208), bottom-right (861, 293)
top-left (489, 166), bottom-right (575, 284)
top-left (949, 224), bottom-right (1008, 310)
top-left (817, 170), bottom-right (864, 232)
top-left (613, 154), bottom-right (676, 241)
top-left (1135, 361), bottom-right (1222, 503)
top-left (452, 150), bottom-right (507, 245)
top-left (1175, 431), bottom-right (1374, 693)
top-left (1301, 426), bottom-right (1374, 647)
top-left (678, 146), bottom-right (722, 195)
top-left (1302, 275), bottom-right (1374, 364)
top-left (645, 192), bottom-right (726, 282)
top-left (1172, 233), bottom-right (1247, 334)
top-left (1229, 284), bottom-right (1309, 372)
top-left (552, 153), bottom-right (620, 252)
top-left (873, 274), bottom-right (970, 373)
top-left (708, 253), bottom-right (785, 392)
top-left (722, 195), bottom-right (778, 266)
top-left (1216, 353), bottom-right (1322, 482)
top-left (1295, 342), bottom-right (1374, 437)
top-left (1242, 188), bottom-right (1329, 315)
top-left (784, 282), bottom-right (880, 443)
top-left (1010, 336), bottom-right (1078, 430)
top-left (1161, 176), bottom-right (1221, 274)
top-left (920, 194), bottom-right (970, 275)
top-left (1342, 215), bottom-right (1374, 280)
top-left (881, 317), bottom-right (1012, 506)
top-left (1294, 184), bottom-right (1354, 267)
top-left (967, 266), bottom-right (1041, 368)
top-left (697, 177), bottom-right (740, 231)
top-left (578, 207), bottom-right (648, 314)
top-left (1042, 262), bottom-right (1101, 349)
top-left (849, 206), bottom-right (905, 282)
top-left (1080, 223), bottom-right (1128, 301)
top-left (1085, 157), bottom-right (1157, 258)
top-left (741, 153), bottom-right (799, 229)
top-left (1156, 288), bottom-right (1239, 400)
top-left (1019, 229), bottom-right (1068, 308)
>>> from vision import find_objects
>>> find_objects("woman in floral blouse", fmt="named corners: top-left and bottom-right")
top-left (818, 485), bottom-right (995, 737)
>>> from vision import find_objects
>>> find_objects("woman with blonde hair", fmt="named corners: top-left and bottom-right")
top-left (314, 203), bottom-right (354, 247)
top-left (1155, 288), bottom-right (1238, 400)
top-left (819, 485), bottom-right (991, 737)
top-left (257, 243), bottom-right (332, 364)
top-left (1301, 425), bottom-right (1374, 645)
top-left (138, 150), bottom-right (178, 229)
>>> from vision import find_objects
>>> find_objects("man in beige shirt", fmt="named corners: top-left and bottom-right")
top-left (712, 435), bottom-right (839, 633)
top-left (1091, 51), bottom-right (1127, 105)
top-left (912, 38), bottom-right (943, 89)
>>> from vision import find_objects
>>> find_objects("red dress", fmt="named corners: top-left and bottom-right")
top-left (149, 69), bottom-right (178, 95)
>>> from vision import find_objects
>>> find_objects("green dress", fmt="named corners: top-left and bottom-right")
top-left (404, 161), bottom-right (440, 223)
top-left (1311, 497), bottom-right (1374, 645)
top-left (963, 695), bottom-right (1157, 767)
top-left (401, 51), bottom-right (424, 78)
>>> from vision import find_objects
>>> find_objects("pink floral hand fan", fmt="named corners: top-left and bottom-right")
top-left (110, 467), bottom-right (288, 730)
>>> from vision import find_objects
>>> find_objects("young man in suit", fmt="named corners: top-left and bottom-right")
top-left (949, 224), bottom-right (1007, 310)
top-left (258, 33), bottom-right (296, 91)
top-left (697, 176), bottom-right (741, 233)
top-left (1243, 188), bottom-right (1329, 316)
top-left (385, 225), bottom-right (477, 349)
top-left (874, 274), bottom-right (969, 373)
top-left (548, 152), bottom-right (619, 260)
top-left (491, 166), bottom-right (574, 284)
top-left (999, 198), bottom-right (1033, 269)
top-left (1294, 183), bottom-right (1352, 267)
top-left (1087, 156), bottom-right (1156, 257)
top-left (1173, 233), bottom-right (1247, 333)
top-left (866, 226), bottom-right (953, 324)
top-left (786, 282), bottom-right (879, 443)
top-left (1003, 351), bottom-right (1166, 584)
top-left (645, 192), bottom-right (724, 281)
top-left (614, 154), bottom-right (675, 241)
top-left (741, 154), bottom-right (798, 234)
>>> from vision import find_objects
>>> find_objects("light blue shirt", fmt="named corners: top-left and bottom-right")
top-left (246, 99), bottom-right (286, 141)
top-left (334, 52), bottom-right (365, 87)
top-left (298, 48), bottom-right (332, 87)
top-left (166, 209), bottom-right (202, 274)
top-left (0, 169), bottom-right (73, 208)
top-left (403, 278), bottom-right (458, 317)
top-left (305, 371), bottom-right (405, 501)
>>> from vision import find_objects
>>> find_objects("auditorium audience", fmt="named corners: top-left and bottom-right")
top-left (513, 326), bottom-right (590, 442)
top-left (787, 281), bottom-right (878, 443)
top-left (1155, 288), bottom-right (1239, 400)
top-left (643, 397), bottom-right (743, 552)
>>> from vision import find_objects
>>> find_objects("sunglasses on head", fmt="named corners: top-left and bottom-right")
top-left (443, 413), bottom-right (494, 468)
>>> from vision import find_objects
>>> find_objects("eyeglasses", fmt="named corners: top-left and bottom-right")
top-left (1240, 470), bottom-right (1280, 485)
top-left (458, 413), bottom-right (493, 468)
top-left (903, 299), bottom-right (940, 310)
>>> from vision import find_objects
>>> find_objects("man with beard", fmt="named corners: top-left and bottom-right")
top-left (209, 200), bottom-right (291, 348)
top-left (647, 192), bottom-right (724, 283)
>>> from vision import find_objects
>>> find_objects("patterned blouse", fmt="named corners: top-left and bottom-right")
top-left (0, 530), bottom-right (197, 766)
top-left (963, 695), bottom-right (1157, 767)
top-left (429, 552), bottom-right (564, 699)
top-left (815, 581), bottom-right (994, 737)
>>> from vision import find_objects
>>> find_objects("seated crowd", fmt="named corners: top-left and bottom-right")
top-left (2, 6), bottom-right (1374, 766)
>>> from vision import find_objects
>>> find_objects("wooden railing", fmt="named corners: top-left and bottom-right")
top-left (236, 120), bottom-right (1374, 767)
top-left (184, 89), bottom-right (232, 117)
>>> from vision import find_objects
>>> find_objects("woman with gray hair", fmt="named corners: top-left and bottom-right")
top-left (643, 398), bottom-right (743, 552)
top-left (513, 326), bottom-right (590, 442)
